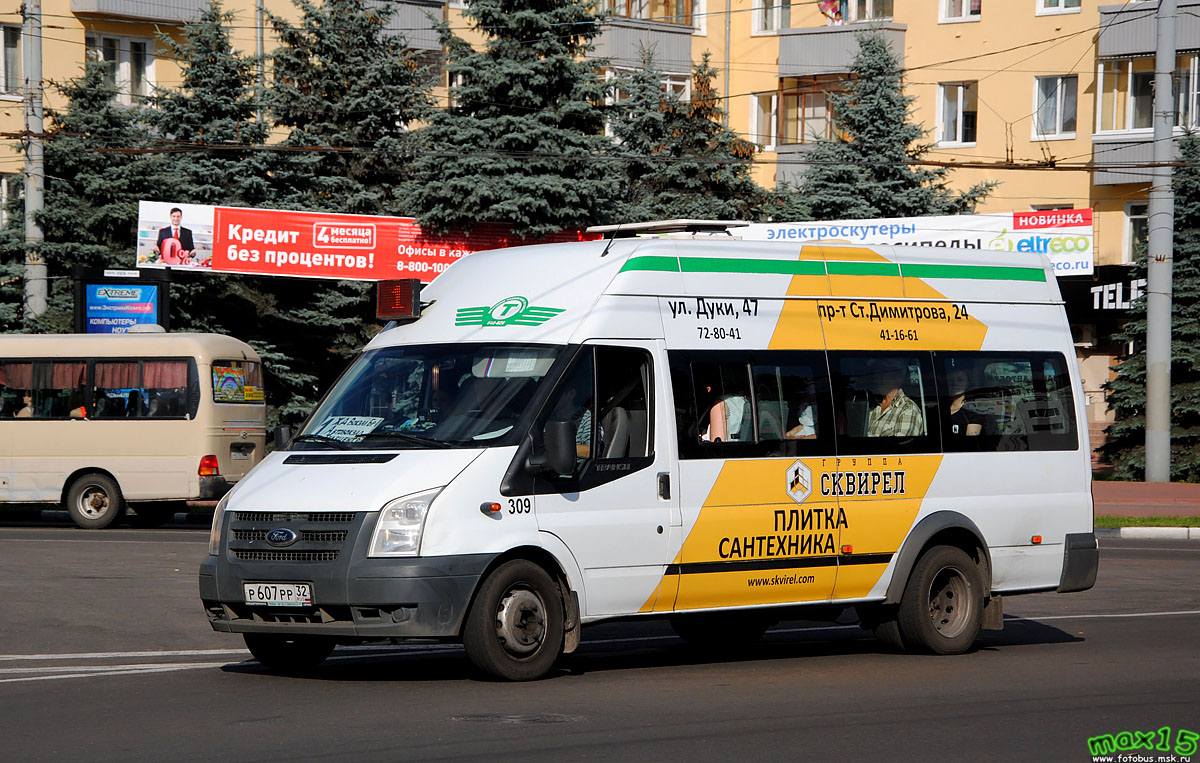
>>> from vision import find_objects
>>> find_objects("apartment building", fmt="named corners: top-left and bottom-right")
top-left (0, 0), bottom-right (1189, 457)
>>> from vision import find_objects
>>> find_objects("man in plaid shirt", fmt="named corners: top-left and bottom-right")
top-left (865, 358), bottom-right (926, 437)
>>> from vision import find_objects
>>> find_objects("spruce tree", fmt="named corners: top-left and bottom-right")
top-left (801, 32), bottom-right (994, 220)
top-left (267, 0), bottom-right (434, 216)
top-left (0, 61), bottom-right (160, 332)
top-left (1101, 133), bottom-right (1200, 481)
top-left (611, 51), bottom-right (764, 221)
top-left (407, 0), bottom-right (619, 237)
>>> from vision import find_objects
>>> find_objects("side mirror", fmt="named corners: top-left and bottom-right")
top-left (529, 421), bottom-right (577, 477)
top-left (273, 424), bottom-right (293, 451)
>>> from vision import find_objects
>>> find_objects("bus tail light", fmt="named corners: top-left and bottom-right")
top-left (199, 455), bottom-right (220, 476)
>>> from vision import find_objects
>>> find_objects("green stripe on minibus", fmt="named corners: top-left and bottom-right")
top-left (678, 258), bottom-right (828, 275)
top-left (825, 261), bottom-right (901, 277)
top-left (620, 256), bottom-right (680, 272)
top-left (900, 263), bottom-right (1047, 282)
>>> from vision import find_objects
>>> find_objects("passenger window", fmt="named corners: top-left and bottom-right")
top-left (94, 362), bottom-right (141, 418)
top-left (0, 361), bottom-right (34, 418)
top-left (691, 362), bottom-right (753, 444)
top-left (670, 350), bottom-right (834, 459)
top-left (935, 352), bottom-right (1077, 452)
top-left (144, 361), bottom-right (191, 418)
top-left (830, 352), bottom-right (938, 455)
top-left (33, 362), bottom-right (87, 419)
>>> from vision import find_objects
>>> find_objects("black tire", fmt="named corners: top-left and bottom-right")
top-left (896, 545), bottom-right (983, 655)
top-left (127, 501), bottom-right (185, 528)
top-left (65, 473), bottom-right (124, 529)
top-left (462, 560), bottom-right (564, 681)
top-left (243, 634), bottom-right (334, 672)
top-left (669, 611), bottom-right (770, 651)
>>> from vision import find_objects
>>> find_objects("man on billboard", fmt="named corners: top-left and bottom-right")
top-left (153, 207), bottom-right (196, 265)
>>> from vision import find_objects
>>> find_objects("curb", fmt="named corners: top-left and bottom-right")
top-left (1096, 526), bottom-right (1200, 540)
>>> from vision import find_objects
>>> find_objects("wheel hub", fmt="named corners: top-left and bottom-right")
top-left (495, 588), bottom-right (545, 655)
top-left (80, 488), bottom-right (109, 519)
top-left (928, 566), bottom-right (970, 638)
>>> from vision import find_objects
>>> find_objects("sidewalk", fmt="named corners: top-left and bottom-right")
top-left (1092, 480), bottom-right (1200, 517)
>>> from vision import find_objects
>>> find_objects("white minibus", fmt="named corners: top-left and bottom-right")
top-left (0, 331), bottom-right (266, 528)
top-left (200, 230), bottom-right (1097, 680)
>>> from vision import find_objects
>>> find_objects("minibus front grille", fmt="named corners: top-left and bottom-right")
top-left (232, 529), bottom-right (349, 543)
top-left (233, 549), bottom-right (340, 562)
top-left (234, 511), bottom-right (356, 523)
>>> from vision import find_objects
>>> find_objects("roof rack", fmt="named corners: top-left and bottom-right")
top-left (586, 219), bottom-right (748, 239)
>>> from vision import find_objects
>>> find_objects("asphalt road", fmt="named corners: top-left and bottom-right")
top-left (0, 514), bottom-right (1197, 762)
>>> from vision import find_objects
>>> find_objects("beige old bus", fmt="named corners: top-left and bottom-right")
top-left (0, 332), bottom-right (266, 528)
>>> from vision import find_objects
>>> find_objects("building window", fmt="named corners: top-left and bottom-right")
top-left (608, 0), bottom-right (693, 26)
top-left (849, 0), bottom-right (893, 22)
top-left (1097, 56), bottom-right (1198, 132)
top-left (942, 0), bottom-right (981, 22)
top-left (938, 82), bottom-right (978, 145)
top-left (1034, 75), bottom-right (1077, 138)
top-left (1037, 0), bottom-right (1081, 15)
top-left (750, 93), bottom-right (777, 149)
top-left (85, 34), bottom-right (154, 105)
top-left (1126, 202), bottom-right (1148, 265)
top-left (753, 0), bottom-right (791, 32)
top-left (780, 90), bottom-right (833, 145)
top-left (0, 173), bottom-right (18, 227)
top-left (1, 26), bottom-right (19, 95)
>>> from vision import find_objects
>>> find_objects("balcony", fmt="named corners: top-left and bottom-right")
top-left (774, 142), bottom-right (818, 186)
top-left (590, 17), bottom-right (694, 73)
top-left (71, 0), bottom-right (206, 24)
top-left (1092, 130), bottom-right (1184, 186)
top-left (1098, 0), bottom-right (1200, 58)
top-left (70, 0), bottom-right (443, 50)
top-left (778, 22), bottom-right (905, 78)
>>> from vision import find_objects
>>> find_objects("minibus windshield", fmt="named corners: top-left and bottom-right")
top-left (296, 343), bottom-right (561, 449)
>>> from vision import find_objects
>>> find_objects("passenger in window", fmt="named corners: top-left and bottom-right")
top-left (15, 393), bottom-right (33, 418)
top-left (786, 403), bottom-right (817, 439)
top-left (865, 358), bottom-right (925, 437)
top-left (701, 385), bottom-right (750, 442)
top-left (945, 366), bottom-right (984, 437)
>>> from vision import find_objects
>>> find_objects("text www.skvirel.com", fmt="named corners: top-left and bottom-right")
top-left (748, 573), bottom-right (816, 587)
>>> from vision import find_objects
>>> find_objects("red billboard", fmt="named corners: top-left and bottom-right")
top-left (136, 201), bottom-right (597, 282)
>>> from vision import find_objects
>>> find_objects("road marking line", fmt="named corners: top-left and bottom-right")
top-left (0, 649), bottom-right (247, 662)
top-left (0, 661), bottom-right (234, 676)
top-left (0, 663), bottom-right (230, 684)
top-left (1009, 609), bottom-right (1200, 622)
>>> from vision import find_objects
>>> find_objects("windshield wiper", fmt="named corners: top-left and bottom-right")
top-left (291, 434), bottom-right (350, 450)
top-left (359, 431), bottom-right (454, 449)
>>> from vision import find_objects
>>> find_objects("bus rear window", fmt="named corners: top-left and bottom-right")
top-left (213, 360), bottom-right (264, 404)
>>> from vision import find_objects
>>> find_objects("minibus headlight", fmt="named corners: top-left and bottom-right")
top-left (369, 488), bottom-right (441, 557)
top-left (208, 492), bottom-right (231, 556)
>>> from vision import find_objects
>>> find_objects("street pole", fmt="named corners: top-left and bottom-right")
top-left (1145, 0), bottom-right (1177, 483)
top-left (21, 0), bottom-right (46, 322)
top-left (256, 0), bottom-right (265, 123)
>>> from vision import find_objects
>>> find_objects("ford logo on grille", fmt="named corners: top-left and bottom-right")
top-left (266, 528), bottom-right (299, 547)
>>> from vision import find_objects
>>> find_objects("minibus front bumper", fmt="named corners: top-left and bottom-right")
top-left (199, 511), bottom-right (494, 639)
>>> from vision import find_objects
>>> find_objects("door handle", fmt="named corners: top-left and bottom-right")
top-left (657, 472), bottom-right (671, 500)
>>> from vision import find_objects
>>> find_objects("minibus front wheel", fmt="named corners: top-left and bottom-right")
top-left (66, 473), bottom-right (124, 530)
top-left (462, 559), bottom-right (565, 681)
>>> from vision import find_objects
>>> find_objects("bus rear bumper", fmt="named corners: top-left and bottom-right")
top-left (198, 476), bottom-right (232, 500)
top-left (1057, 532), bottom-right (1098, 593)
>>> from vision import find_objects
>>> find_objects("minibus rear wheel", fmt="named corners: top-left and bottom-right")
top-left (896, 545), bottom-right (983, 654)
top-left (462, 559), bottom-right (565, 681)
top-left (66, 473), bottom-right (124, 530)
top-left (243, 634), bottom-right (334, 672)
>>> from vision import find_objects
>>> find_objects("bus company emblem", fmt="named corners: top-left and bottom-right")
top-left (266, 528), bottom-right (299, 547)
top-left (786, 460), bottom-right (812, 505)
top-left (455, 296), bottom-right (566, 328)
